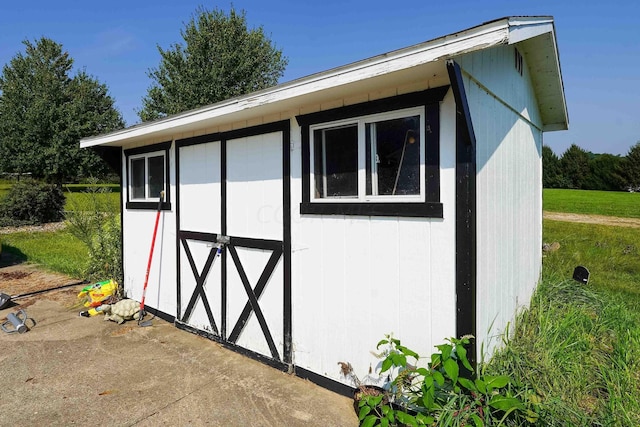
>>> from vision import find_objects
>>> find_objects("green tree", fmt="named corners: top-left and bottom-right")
top-left (560, 144), bottom-right (590, 189)
top-left (139, 6), bottom-right (288, 122)
top-left (0, 38), bottom-right (124, 183)
top-left (584, 153), bottom-right (625, 191)
top-left (619, 141), bottom-right (640, 191)
top-left (542, 145), bottom-right (564, 188)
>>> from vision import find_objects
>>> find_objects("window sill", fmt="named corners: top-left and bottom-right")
top-left (126, 201), bottom-right (172, 211)
top-left (300, 202), bottom-right (443, 218)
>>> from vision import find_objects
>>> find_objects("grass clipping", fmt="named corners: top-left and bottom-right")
top-left (486, 278), bottom-right (640, 426)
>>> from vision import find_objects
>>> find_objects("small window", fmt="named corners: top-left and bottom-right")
top-left (310, 108), bottom-right (424, 203)
top-left (129, 151), bottom-right (166, 200)
top-left (124, 141), bottom-right (171, 210)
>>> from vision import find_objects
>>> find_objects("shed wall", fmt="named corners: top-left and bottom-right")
top-left (457, 45), bottom-right (543, 358)
top-left (289, 89), bottom-right (458, 385)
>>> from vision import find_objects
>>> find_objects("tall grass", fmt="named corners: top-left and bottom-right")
top-left (485, 219), bottom-right (640, 425)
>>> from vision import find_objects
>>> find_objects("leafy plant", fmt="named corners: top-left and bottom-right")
top-left (0, 179), bottom-right (65, 226)
top-left (354, 335), bottom-right (540, 426)
top-left (65, 182), bottom-right (122, 287)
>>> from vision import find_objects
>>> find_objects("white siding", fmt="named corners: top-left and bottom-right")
top-left (177, 141), bottom-right (223, 331)
top-left (179, 141), bottom-right (222, 234)
top-left (226, 133), bottom-right (283, 241)
top-left (457, 45), bottom-right (543, 359)
top-left (290, 90), bottom-right (458, 385)
top-left (121, 146), bottom-right (178, 317)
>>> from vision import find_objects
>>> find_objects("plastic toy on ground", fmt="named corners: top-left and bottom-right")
top-left (100, 299), bottom-right (141, 324)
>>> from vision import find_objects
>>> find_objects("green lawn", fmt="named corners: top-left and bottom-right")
top-left (0, 229), bottom-right (87, 277)
top-left (544, 188), bottom-right (640, 218)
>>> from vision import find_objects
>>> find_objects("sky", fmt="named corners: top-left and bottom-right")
top-left (1, 0), bottom-right (638, 156)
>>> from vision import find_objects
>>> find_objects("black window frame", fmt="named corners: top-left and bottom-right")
top-left (124, 141), bottom-right (172, 210)
top-left (296, 87), bottom-right (448, 217)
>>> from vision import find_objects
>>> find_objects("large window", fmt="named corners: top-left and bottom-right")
top-left (124, 141), bottom-right (171, 210)
top-left (297, 87), bottom-right (447, 217)
top-left (311, 109), bottom-right (424, 202)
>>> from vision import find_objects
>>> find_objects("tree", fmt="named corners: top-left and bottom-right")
top-left (0, 38), bottom-right (124, 183)
top-left (139, 6), bottom-right (288, 122)
top-left (559, 144), bottom-right (590, 189)
top-left (584, 153), bottom-right (625, 191)
top-left (542, 145), bottom-right (564, 188)
top-left (619, 141), bottom-right (640, 191)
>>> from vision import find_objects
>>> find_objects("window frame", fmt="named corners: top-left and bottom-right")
top-left (124, 141), bottom-right (172, 210)
top-left (296, 87), bottom-right (448, 218)
top-left (309, 107), bottom-right (426, 203)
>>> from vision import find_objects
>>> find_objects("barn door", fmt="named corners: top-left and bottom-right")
top-left (176, 124), bottom-right (291, 368)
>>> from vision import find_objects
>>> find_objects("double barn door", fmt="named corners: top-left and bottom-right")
top-left (175, 123), bottom-right (291, 367)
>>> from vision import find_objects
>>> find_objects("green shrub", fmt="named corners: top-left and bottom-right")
top-left (65, 183), bottom-right (123, 286)
top-left (0, 179), bottom-right (65, 226)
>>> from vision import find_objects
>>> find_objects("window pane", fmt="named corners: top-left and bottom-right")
top-left (367, 116), bottom-right (420, 196)
top-left (131, 158), bottom-right (146, 199)
top-left (314, 125), bottom-right (358, 198)
top-left (148, 155), bottom-right (165, 199)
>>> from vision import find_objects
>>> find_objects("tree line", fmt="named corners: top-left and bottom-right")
top-left (543, 143), bottom-right (640, 191)
top-left (0, 6), bottom-right (287, 184)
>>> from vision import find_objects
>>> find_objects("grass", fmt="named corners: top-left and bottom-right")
top-left (544, 188), bottom-right (640, 218)
top-left (484, 219), bottom-right (640, 425)
top-left (0, 229), bottom-right (87, 277)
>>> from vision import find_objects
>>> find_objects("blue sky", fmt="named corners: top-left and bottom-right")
top-left (1, 0), bottom-right (638, 156)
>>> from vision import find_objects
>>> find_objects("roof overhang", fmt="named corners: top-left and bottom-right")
top-left (81, 16), bottom-right (567, 148)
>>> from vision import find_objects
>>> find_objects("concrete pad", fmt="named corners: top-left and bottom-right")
top-left (0, 294), bottom-right (357, 426)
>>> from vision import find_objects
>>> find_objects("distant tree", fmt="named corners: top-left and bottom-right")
top-left (0, 38), bottom-right (124, 183)
top-left (542, 145), bottom-right (564, 188)
top-left (619, 141), bottom-right (640, 191)
top-left (584, 153), bottom-right (625, 191)
top-left (560, 144), bottom-right (590, 189)
top-left (139, 6), bottom-right (288, 122)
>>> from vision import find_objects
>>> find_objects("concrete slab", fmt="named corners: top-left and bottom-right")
top-left (0, 291), bottom-right (358, 426)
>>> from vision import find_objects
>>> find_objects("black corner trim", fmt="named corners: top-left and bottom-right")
top-left (446, 61), bottom-right (476, 148)
top-left (448, 59), bottom-right (477, 368)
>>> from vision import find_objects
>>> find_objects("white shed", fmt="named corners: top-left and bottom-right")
top-left (81, 16), bottom-right (567, 393)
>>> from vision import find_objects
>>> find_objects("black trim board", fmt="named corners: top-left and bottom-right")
top-left (295, 366), bottom-right (355, 397)
top-left (175, 320), bottom-right (291, 372)
top-left (447, 60), bottom-right (477, 367)
top-left (297, 87), bottom-right (447, 217)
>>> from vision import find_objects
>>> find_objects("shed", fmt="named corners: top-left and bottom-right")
top-left (81, 16), bottom-right (567, 393)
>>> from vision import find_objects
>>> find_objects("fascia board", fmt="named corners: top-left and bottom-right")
top-left (80, 20), bottom-right (511, 148)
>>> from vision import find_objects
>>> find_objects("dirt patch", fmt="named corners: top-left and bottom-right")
top-left (544, 211), bottom-right (640, 228)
